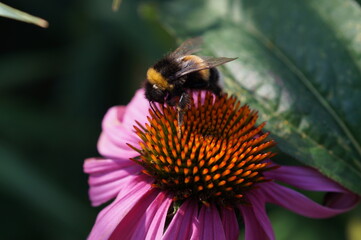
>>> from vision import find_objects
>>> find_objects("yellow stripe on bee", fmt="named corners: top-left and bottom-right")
top-left (147, 68), bottom-right (169, 90)
top-left (181, 55), bottom-right (210, 80)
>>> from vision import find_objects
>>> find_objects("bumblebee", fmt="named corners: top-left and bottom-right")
top-left (144, 38), bottom-right (236, 133)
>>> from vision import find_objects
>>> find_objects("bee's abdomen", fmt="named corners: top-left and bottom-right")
top-left (208, 67), bottom-right (219, 84)
top-left (181, 55), bottom-right (210, 80)
top-left (184, 67), bottom-right (221, 95)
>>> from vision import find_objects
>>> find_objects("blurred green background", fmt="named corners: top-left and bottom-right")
top-left (0, 0), bottom-right (173, 239)
top-left (1, 0), bottom-right (360, 239)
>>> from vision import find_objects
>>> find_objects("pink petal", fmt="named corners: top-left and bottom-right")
top-left (239, 206), bottom-right (270, 240)
top-left (115, 105), bottom-right (126, 121)
top-left (84, 158), bottom-right (143, 206)
top-left (261, 181), bottom-right (359, 218)
top-left (87, 175), bottom-right (152, 240)
top-left (97, 108), bottom-right (140, 160)
top-left (198, 204), bottom-right (226, 240)
top-left (84, 158), bottom-right (135, 173)
top-left (109, 190), bottom-right (172, 240)
top-left (264, 166), bottom-right (352, 192)
top-left (122, 89), bottom-right (152, 128)
top-left (145, 193), bottom-right (173, 240)
top-left (220, 207), bottom-right (239, 240)
top-left (163, 199), bottom-right (200, 240)
top-left (323, 192), bottom-right (360, 209)
top-left (241, 190), bottom-right (275, 240)
top-left (239, 191), bottom-right (275, 240)
top-left (97, 89), bottom-right (153, 160)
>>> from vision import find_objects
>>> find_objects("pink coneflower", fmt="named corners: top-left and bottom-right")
top-left (84, 89), bottom-right (359, 240)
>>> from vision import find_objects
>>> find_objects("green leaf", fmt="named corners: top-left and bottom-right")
top-left (155, 0), bottom-right (361, 194)
top-left (0, 2), bottom-right (48, 28)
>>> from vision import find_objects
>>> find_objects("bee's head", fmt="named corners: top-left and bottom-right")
top-left (144, 81), bottom-right (166, 103)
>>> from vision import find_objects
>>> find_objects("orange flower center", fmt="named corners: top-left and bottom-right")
top-left (128, 92), bottom-right (276, 206)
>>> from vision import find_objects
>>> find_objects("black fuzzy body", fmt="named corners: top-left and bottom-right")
top-left (145, 56), bottom-right (222, 105)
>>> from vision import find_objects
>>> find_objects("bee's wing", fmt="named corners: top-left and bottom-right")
top-left (201, 56), bottom-right (237, 68)
top-left (170, 37), bottom-right (203, 58)
top-left (174, 56), bottom-right (237, 78)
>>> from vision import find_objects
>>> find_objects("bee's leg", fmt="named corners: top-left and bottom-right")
top-left (178, 92), bottom-right (191, 111)
top-left (166, 94), bottom-right (177, 106)
top-left (177, 92), bottom-right (191, 138)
